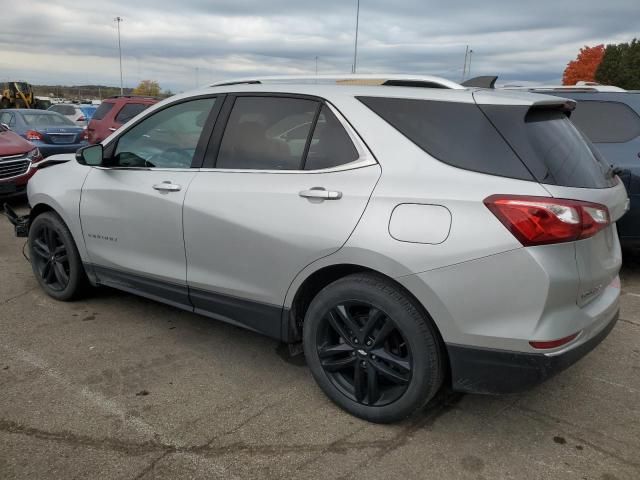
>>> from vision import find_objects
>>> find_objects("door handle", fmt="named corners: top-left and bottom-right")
top-left (108, 127), bottom-right (117, 132)
top-left (153, 182), bottom-right (182, 192)
top-left (299, 187), bottom-right (342, 200)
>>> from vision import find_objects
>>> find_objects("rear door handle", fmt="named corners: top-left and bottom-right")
top-left (299, 187), bottom-right (342, 200)
top-left (108, 127), bottom-right (117, 132)
top-left (153, 182), bottom-right (182, 192)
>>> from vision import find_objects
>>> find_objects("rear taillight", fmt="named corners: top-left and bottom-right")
top-left (484, 195), bottom-right (610, 246)
top-left (77, 115), bottom-right (86, 122)
top-left (25, 130), bottom-right (43, 141)
top-left (529, 332), bottom-right (579, 350)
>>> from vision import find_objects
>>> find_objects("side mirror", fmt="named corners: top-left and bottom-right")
top-left (76, 144), bottom-right (104, 166)
top-left (0, 123), bottom-right (9, 131)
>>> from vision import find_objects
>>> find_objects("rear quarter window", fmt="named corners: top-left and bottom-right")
top-left (569, 101), bottom-right (640, 143)
top-left (358, 96), bottom-right (534, 181)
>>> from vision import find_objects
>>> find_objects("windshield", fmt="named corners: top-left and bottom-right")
top-left (22, 112), bottom-right (76, 127)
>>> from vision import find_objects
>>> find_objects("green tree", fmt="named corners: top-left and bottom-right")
top-left (595, 39), bottom-right (640, 89)
top-left (133, 80), bottom-right (161, 96)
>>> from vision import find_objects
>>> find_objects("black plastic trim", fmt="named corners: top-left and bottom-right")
top-left (190, 287), bottom-right (284, 340)
top-left (88, 263), bottom-right (287, 341)
top-left (446, 310), bottom-right (618, 394)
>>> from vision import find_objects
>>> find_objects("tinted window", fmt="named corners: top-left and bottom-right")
top-left (569, 101), bottom-right (640, 143)
top-left (216, 97), bottom-right (318, 170)
top-left (113, 98), bottom-right (216, 169)
top-left (358, 97), bottom-right (534, 181)
top-left (479, 105), bottom-right (616, 189)
top-left (92, 102), bottom-right (114, 121)
top-left (115, 103), bottom-right (149, 124)
top-left (22, 112), bottom-right (75, 127)
top-left (304, 105), bottom-right (359, 170)
top-left (50, 105), bottom-right (75, 115)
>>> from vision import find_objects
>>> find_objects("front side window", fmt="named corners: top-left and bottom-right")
top-left (113, 97), bottom-right (216, 169)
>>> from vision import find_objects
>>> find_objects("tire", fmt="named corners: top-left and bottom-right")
top-left (28, 212), bottom-right (88, 301)
top-left (303, 273), bottom-right (444, 423)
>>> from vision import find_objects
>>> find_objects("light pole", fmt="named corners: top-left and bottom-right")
top-left (352, 0), bottom-right (360, 74)
top-left (315, 56), bottom-right (318, 76)
top-left (462, 45), bottom-right (469, 81)
top-left (468, 49), bottom-right (474, 79)
top-left (114, 16), bottom-right (124, 95)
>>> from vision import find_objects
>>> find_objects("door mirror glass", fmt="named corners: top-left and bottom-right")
top-left (76, 144), bottom-right (104, 166)
top-left (0, 122), bottom-right (10, 131)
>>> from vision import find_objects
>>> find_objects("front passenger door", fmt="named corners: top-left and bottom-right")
top-left (80, 97), bottom-right (219, 306)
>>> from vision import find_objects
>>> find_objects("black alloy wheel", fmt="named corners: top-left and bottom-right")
top-left (316, 301), bottom-right (412, 407)
top-left (31, 223), bottom-right (70, 291)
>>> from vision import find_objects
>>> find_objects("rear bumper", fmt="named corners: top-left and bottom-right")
top-left (447, 308), bottom-right (618, 394)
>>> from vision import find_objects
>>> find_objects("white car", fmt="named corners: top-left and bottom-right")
top-left (47, 104), bottom-right (97, 127)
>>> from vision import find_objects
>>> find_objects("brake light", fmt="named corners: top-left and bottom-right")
top-left (484, 195), bottom-right (610, 246)
top-left (25, 130), bottom-right (43, 141)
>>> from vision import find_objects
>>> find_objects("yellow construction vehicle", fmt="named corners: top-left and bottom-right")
top-left (0, 81), bottom-right (36, 109)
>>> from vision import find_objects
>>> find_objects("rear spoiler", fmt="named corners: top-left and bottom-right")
top-left (461, 76), bottom-right (498, 89)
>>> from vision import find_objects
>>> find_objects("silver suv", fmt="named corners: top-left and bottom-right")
top-left (16, 75), bottom-right (627, 423)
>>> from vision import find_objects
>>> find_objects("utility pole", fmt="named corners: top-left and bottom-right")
top-left (468, 49), bottom-right (474, 79)
top-left (315, 56), bottom-right (318, 76)
top-left (352, 0), bottom-right (360, 73)
top-left (114, 17), bottom-right (124, 95)
top-left (462, 45), bottom-right (469, 82)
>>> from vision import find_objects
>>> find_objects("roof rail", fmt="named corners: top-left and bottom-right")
top-left (501, 84), bottom-right (626, 93)
top-left (105, 95), bottom-right (160, 100)
top-left (211, 74), bottom-right (464, 90)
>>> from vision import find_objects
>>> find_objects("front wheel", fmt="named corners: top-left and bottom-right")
top-left (303, 273), bottom-right (444, 423)
top-left (28, 212), bottom-right (88, 301)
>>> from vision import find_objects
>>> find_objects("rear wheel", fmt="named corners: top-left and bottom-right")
top-left (303, 273), bottom-right (444, 423)
top-left (28, 212), bottom-right (88, 301)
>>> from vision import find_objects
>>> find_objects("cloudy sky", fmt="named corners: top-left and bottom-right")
top-left (1, 0), bottom-right (637, 92)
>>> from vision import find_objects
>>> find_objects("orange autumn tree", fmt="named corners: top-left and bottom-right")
top-left (562, 45), bottom-right (605, 85)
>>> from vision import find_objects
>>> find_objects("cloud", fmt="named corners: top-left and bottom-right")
top-left (0, 0), bottom-right (637, 91)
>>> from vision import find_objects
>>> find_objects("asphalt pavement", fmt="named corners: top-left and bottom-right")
top-left (1, 197), bottom-right (639, 479)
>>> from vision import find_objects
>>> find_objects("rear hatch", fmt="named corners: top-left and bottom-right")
top-left (474, 90), bottom-right (628, 305)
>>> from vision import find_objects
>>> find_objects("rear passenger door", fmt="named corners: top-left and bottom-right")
top-left (183, 94), bottom-right (381, 338)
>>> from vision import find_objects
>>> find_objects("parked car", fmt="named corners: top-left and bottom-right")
top-left (14, 75), bottom-right (625, 423)
top-left (87, 96), bottom-right (158, 144)
top-left (48, 103), bottom-right (97, 127)
top-left (0, 109), bottom-right (87, 158)
top-left (503, 85), bottom-right (640, 247)
top-left (0, 122), bottom-right (42, 196)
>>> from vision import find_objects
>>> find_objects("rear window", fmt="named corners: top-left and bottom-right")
top-left (50, 105), bottom-right (76, 116)
top-left (92, 102), bottom-right (114, 121)
top-left (22, 112), bottom-right (75, 127)
top-left (480, 105), bottom-right (617, 189)
top-left (569, 101), bottom-right (640, 143)
top-left (358, 97), bottom-right (534, 181)
top-left (115, 103), bottom-right (149, 124)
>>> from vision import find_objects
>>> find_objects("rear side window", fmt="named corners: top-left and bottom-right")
top-left (92, 102), bottom-right (114, 121)
top-left (569, 101), bottom-right (640, 143)
top-left (358, 97), bottom-right (534, 181)
top-left (216, 97), bottom-right (318, 170)
top-left (115, 103), bottom-right (149, 124)
top-left (304, 106), bottom-right (359, 170)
